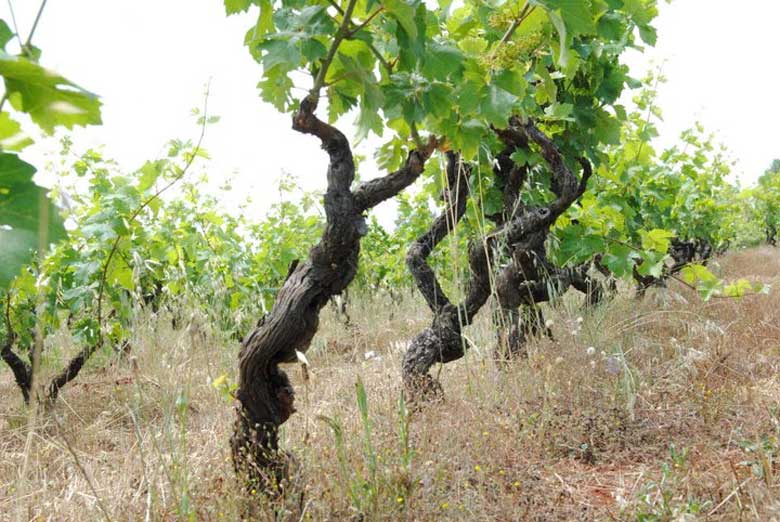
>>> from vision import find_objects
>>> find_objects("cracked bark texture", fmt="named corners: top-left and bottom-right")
top-left (492, 121), bottom-right (596, 359)
top-left (232, 97), bottom-right (433, 493)
top-left (403, 121), bottom-right (601, 394)
top-left (401, 152), bottom-right (486, 401)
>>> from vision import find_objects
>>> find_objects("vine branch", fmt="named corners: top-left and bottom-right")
top-left (310, 0), bottom-right (358, 101)
top-left (325, 0), bottom-right (344, 16)
top-left (46, 84), bottom-right (212, 401)
top-left (490, 3), bottom-right (535, 60)
top-left (347, 6), bottom-right (384, 37)
top-left (24, 0), bottom-right (48, 55)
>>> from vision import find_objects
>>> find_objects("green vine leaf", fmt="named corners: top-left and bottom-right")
top-left (0, 153), bottom-right (66, 289)
top-left (0, 53), bottom-right (103, 134)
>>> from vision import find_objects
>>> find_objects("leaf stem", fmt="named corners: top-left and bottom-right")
top-left (5, 0), bottom-right (24, 50)
top-left (310, 0), bottom-right (358, 100)
top-left (347, 6), bottom-right (384, 38)
top-left (24, 0), bottom-right (48, 55)
top-left (367, 42), bottom-right (393, 74)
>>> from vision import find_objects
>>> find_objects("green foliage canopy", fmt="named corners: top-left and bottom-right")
top-left (0, 14), bottom-right (102, 292)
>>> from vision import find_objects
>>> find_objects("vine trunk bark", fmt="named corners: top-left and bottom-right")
top-left (490, 123), bottom-right (594, 360)
top-left (401, 152), bottom-right (494, 400)
top-left (402, 120), bottom-right (595, 397)
top-left (1, 337), bottom-right (32, 403)
top-left (231, 97), bottom-right (434, 493)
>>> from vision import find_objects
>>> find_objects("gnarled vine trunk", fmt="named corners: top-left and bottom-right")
top-left (402, 120), bottom-right (594, 397)
top-left (492, 122), bottom-right (594, 360)
top-left (669, 238), bottom-right (713, 272)
top-left (401, 152), bottom-right (494, 401)
top-left (767, 224), bottom-right (777, 246)
top-left (232, 97), bottom-right (433, 493)
top-left (1, 338), bottom-right (32, 403)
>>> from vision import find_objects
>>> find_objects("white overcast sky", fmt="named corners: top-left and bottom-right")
top-left (3, 0), bottom-right (780, 224)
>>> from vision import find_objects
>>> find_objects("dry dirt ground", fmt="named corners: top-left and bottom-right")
top-left (2, 247), bottom-right (780, 521)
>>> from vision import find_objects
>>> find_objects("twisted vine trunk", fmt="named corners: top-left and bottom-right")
top-left (767, 224), bottom-right (777, 246)
top-left (402, 121), bottom-right (594, 397)
top-left (1, 338), bottom-right (32, 403)
top-left (496, 257), bottom-right (606, 358)
top-left (232, 97), bottom-right (433, 493)
top-left (401, 153), bottom-right (495, 400)
top-left (669, 238), bottom-right (713, 272)
top-left (492, 122), bottom-right (594, 359)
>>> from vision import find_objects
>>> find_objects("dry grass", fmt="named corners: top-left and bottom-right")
top-left (2, 246), bottom-right (780, 521)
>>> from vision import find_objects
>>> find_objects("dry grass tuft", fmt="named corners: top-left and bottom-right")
top-left (2, 247), bottom-right (780, 520)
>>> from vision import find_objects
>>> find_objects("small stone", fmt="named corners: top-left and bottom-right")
top-left (606, 356), bottom-right (622, 375)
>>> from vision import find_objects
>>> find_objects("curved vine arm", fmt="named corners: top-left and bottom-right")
top-left (577, 157), bottom-right (593, 197)
top-left (493, 123), bottom-right (597, 357)
top-left (353, 136), bottom-right (438, 213)
top-left (0, 337), bottom-right (32, 404)
top-left (521, 121), bottom-right (586, 219)
top-left (461, 236), bottom-right (496, 323)
top-left (402, 153), bottom-right (482, 398)
top-left (0, 341), bottom-right (31, 403)
top-left (233, 97), bottom-right (435, 492)
top-left (1, 295), bottom-right (32, 403)
top-left (406, 152), bottom-right (469, 313)
top-left (403, 152), bottom-right (506, 399)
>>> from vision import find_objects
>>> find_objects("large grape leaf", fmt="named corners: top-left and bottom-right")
top-left (0, 153), bottom-right (66, 289)
top-left (0, 52), bottom-right (102, 134)
top-left (546, 0), bottom-right (596, 35)
top-left (384, 0), bottom-right (418, 40)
